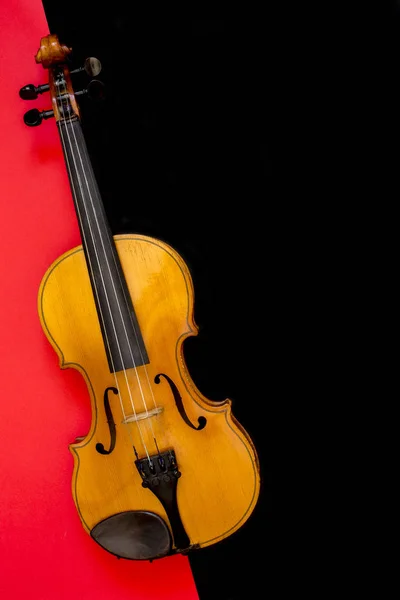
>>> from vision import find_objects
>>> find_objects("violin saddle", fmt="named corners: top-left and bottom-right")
top-left (91, 511), bottom-right (172, 560)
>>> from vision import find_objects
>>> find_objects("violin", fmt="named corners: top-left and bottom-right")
top-left (20, 34), bottom-right (260, 561)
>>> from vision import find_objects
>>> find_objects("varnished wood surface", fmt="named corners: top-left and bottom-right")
top-left (35, 33), bottom-right (71, 68)
top-left (38, 234), bottom-right (260, 549)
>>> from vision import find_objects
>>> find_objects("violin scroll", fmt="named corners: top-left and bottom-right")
top-left (34, 34), bottom-right (72, 68)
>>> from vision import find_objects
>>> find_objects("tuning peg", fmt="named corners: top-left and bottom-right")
top-left (23, 108), bottom-right (54, 127)
top-left (19, 83), bottom-right (50, 100)
top-left (70, 57), bottom-right (102, 77)
top-left (75, 79), bottom-right (105, 101)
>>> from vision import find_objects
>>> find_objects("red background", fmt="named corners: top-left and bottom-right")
top-left (0, 1), bottom-right (198, 598)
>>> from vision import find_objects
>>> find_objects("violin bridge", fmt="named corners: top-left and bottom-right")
top-left (122, 406), bottom-right (163, 424)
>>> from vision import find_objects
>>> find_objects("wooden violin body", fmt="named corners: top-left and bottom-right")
top-left (39, 235), bottom-right (259, 557)
top-left (23, 33), bottom-right (260, 560)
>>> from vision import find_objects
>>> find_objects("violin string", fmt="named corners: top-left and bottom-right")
top-left (58, 119), bottom-right (147, 459)
top-left (83, 151), bottom-right (161, 427)
top-left (94, 179), bottom-right (161, 417)
top-left (56, 74), bottom-right (151, 462)
top-left (61, 79), bottom-right (159, 447)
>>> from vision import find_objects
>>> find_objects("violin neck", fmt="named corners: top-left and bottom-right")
top-left (57, 118), bottom-right (149, 373)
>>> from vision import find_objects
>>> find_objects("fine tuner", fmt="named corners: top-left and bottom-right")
top-left (20, 56), bottom-right (104, 126)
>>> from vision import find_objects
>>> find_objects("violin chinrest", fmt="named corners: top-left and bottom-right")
top-left (91, 510), bottom-right (172, 560)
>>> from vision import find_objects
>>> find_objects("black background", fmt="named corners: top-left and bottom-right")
top-left (40, 5), bottom-right (272, 598)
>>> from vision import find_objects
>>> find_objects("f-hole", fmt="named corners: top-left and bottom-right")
top-left (96, 386), bottom-right (118, 455)
top-left (155, 373), bottom-right (207, 430)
